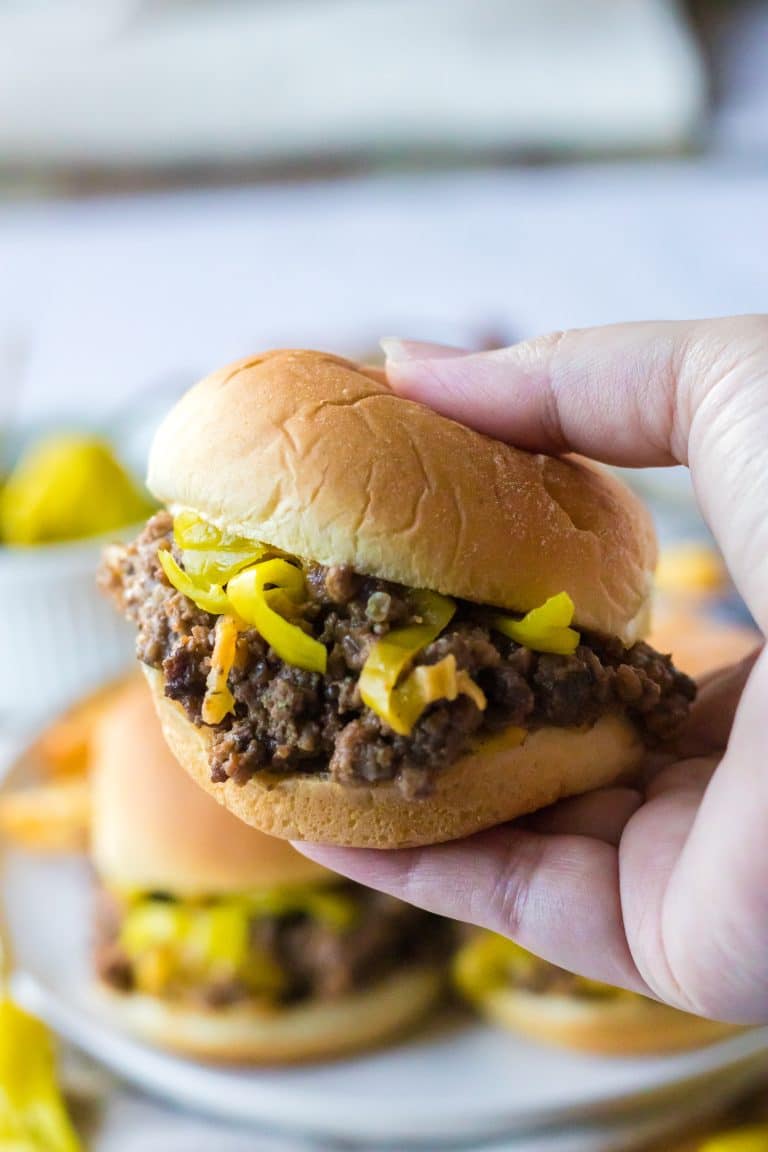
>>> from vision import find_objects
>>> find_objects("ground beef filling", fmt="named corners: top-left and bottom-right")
top-left (100, 513), bottom-right (695, 799)
top-left (94, 885), bottom-right (450, 1008)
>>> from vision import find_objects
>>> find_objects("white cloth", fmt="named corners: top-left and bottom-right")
top-left (1, 161), bottom-right (767, 433)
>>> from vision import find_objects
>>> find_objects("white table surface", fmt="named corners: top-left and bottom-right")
top-left (1, 160), bottom-right (767, 431)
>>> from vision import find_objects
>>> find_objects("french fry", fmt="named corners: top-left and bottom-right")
top-left (0, 780), bottom-right (90, 851)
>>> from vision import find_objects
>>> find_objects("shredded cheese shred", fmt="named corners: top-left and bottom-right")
top-left (202, 615), bottom-right (239, 725)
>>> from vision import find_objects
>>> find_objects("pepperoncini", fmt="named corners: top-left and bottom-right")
top-left (0, 434), bottom-right (152, 547)
top-left (243, 885), bottom-right (359, 930)
top-left (453, 932), bottom-right (625, 1004)
top-left (227, 560), bottom-right (327, 674)
top-left (490, 592), bottom-right (580, 655)
top-left (185, 903), bottom-right (250, 972)
top-left (0, 996), bottom-right (81, 1152)
top-left (173, 510), bottom-right (222, 549)
top-left (173, 512), bottom-right (268, 584)
top-left (452, 933), bottom-right (538, 1003)
top-left (158, 548), bottom-right (230, 615)
top-left (381, 654), bottom-right (487, 737)
top-left (120, 900), bottom-right (284, 998)
top-left (359, 589), bottom-right (456, 734)
top-left (161, 514), bottom-right (328, 685)
top-left (700, 1127), bottom-right (768, 1152)
top-left (120, 901), bottom-right (190, 957)
top-left (118, 885), bottom-right (360, 999)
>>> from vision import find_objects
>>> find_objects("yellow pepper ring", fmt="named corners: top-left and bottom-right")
top-left (0, 997), bottom-right (82, 1151)
top-left (227, 560), bottom-right (327, 675)
top-left (700, 1127), bottom-right (768, 1152)
top-left (491, 592), bottom-right (580, 656)
top-left (359, 589), bottom-right (457, 733)
top-left (158, 548), bottom-right (230, 615)
top-left (173, 510), bottom-right (223, 549)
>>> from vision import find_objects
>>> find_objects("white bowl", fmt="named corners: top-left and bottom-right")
top-left (0, 528), bottom-right (139, 730)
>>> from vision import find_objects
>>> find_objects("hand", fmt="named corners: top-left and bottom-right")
top-left (295, 316), bottom-right (768, 1025)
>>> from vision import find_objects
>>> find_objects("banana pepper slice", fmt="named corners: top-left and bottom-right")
top-left (452, 933), bottom-right (620, 1005)
top-left (158, 548), bottom-right (230, 614)
top-left (173, 512), bottom-right (270, 583)
top-left (0, 997), bottom-right (81, 1152)
top-left (701, 1127), bottom-right (768, 1152)
top-left (383, 654), bottom-right (487, 737)
top-left (490, 592), bottom-right (580, 655)
top-left (359, 590), bottom-right (458, 735)
top-left (227, 560), bottom-right (327, 674)
top-left (452, 933), bottom-right (537, 1003)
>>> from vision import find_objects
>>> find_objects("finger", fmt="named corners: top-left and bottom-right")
top-left (522, 787), bottom-right (642, 846)
top-left (382, 320), bottom-right (766, 466)
top-left (618, 767), bottom-right (707, 1011)
top-left (380, 338), bottom-right (466, 361)
top-left (674, 647), bottom-right (762, 758)
top-left (623, 649), bottom-right (768, 1021)
top-left (295, 828), bottom-right (649, 994)
top-left (643, 755), bottom-right (718, 801)
top-left (383, 318), bottom-right (768, 632)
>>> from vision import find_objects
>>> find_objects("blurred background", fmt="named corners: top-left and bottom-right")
top-left (2, 0), bottom-right (766, 722)
top-left (1, 2), bottom-right (767, 1149)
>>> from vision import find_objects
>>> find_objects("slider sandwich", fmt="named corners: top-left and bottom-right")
top-left (101, 350), bottom-right (694, 848)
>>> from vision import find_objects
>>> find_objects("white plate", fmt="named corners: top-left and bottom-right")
top-left (5, 847), bottom-right (768, 1146)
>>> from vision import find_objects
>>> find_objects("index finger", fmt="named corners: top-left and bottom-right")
top-left (384, 317), bottom-right (768, 634)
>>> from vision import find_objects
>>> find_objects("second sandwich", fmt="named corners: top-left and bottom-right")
top-left (91, 679), bottom-right (449, 1061)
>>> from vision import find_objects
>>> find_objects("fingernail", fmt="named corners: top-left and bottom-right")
top-left (380, 337), bottom-right (467, 364)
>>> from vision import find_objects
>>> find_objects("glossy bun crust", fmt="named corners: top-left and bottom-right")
top-left (148, 350), bottom-right (656, 641)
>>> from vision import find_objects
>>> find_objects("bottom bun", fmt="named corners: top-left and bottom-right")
top-left (145, 667), bottom-right (644, 848)
top-left (94, 965), bottom-right (443, 1063)
top-left (477, 987), bottom-right (740, 1056)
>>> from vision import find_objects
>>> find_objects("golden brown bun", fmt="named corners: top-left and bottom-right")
top-left (148, 350), bottom-right (656, 641)
top-left (94, 965), bottom-right (442, 1063)
top-left (476, 985), bottom-right (739, 1056)
top-left (145, 668), bottom-right (643, 849)
top-left (90, 677), bottom-right (334, 894)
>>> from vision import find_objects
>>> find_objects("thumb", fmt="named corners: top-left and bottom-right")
top-left (383, 318), bottom-right (768, 634)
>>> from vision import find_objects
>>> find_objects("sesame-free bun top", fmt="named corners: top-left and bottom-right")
top-left (90, 678), bottom-right (333, 895)
top-left (148, 350), bottom-right (656, 642)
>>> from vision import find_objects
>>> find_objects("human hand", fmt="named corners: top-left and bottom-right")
top-left (296, 317), bottom-right (768, 1024)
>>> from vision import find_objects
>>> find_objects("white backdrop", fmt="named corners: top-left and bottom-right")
top-left (1, 162), bottom-right (767, 427)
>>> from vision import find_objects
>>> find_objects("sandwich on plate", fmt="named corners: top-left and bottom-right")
top-left (91, 679), bottom-right (449, 1061)
top-left (453, 932), bottom-right (737, 1056)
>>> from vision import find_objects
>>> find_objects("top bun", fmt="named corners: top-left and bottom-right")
top-left (148, 350), bottom-right (656, 641)
top-left (90, 678), bottom-right (333, 895)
